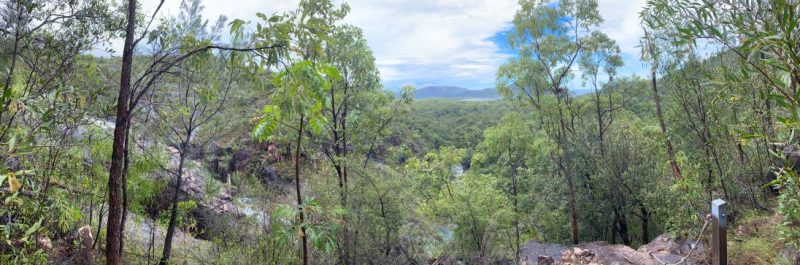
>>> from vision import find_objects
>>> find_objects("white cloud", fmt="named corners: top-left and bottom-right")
top-left (597, 0), bottom-right (647, 57)
top-left (116, 0), bottom-right (647, 89)
top-left (342, 0), bottom-right (517, 89)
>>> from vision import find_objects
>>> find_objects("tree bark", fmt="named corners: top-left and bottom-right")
top-left (106, 0), bottom-right (136, 263)
top-left (119, 122), bottom-right (131, 257)
top-left (651, 68), bottom-right (683, 180)
top-left (160, 140), bottom-right (189, 265)
top-left (559, 107), bottom-right (579, 245)
top-left (295, 114), bottom-right (308, 265)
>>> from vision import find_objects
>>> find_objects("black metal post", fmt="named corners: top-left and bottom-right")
top-left (712, 199), bottom-right (727, 265)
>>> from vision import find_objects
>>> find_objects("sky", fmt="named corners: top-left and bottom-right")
top-left (132, 0), bottom-right (650, 90)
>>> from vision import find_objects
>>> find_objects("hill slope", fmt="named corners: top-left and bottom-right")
top-left (413, 86), bottom-right (500, 99)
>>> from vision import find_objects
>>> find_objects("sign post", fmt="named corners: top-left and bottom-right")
top-left (711, 199), bottom-right (727, 265)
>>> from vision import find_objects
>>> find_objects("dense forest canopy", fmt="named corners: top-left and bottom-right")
top-left (1, 0), bottom-right (799, 264)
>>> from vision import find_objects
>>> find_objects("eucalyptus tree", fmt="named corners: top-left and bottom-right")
top-left (472, 112), bottom-right (533, 261)
top-left (640, 28), bottom-right (685, 181)
top-left (578, 32), bottom-right (623, 157)
top-left (253, 60), bottom-right (340, 265)
top-left (316, 24), bottom-right (381, 264)
top-left (249, 1), bottom-right (350, 263)
top-left (346, 85), bottom-right (413, 263)
top-left (143, 2), bottom-right (243, 263)
top-left (498, 0), bottom-right (608, 244)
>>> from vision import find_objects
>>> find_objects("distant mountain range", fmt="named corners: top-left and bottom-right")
top-left (412, 86), bottom-right (500, 100)
top-left (406, 85), bottom-right (596, 100)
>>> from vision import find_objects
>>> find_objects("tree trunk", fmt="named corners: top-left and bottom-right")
top-left (614, 208), bottom-right (631, 246)
top-left (559, 107), bottom-right (579, 245)
top-left (509, 145), bottom-right (520, 262)
top-left (119, 122), bottom-right (131, 257)
top-left (295, 114), bottom-right (308, 265)
top-left (639, 203), bottom-right (649, 244)
top-left (651, 68), bottom-right (683, 180)
top-left (106, 0), bottom-right (136, 263)
top-left (159, 141), bottom-right (188, 265)
top-left (513, 174), bottom-right (520, 262)
top-left (342, 94), bottom-right (352, 265)
top-left (0, 1), bottom-right (21, 123)
top-left (594, 89), bottom-right (606, 156)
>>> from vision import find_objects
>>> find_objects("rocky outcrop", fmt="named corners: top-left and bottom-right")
top-left (520, 241), bottom-right (568, 264)
top-left (158, 147), bottom-right (239, 216)
top-left (520, 234), bottom-right (706, 265)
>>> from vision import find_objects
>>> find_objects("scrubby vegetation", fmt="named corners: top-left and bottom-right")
top-left (1, 0), bottom-right (800, 264)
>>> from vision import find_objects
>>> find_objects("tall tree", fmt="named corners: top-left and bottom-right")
top-left (640, 29), bottom-right (684, 181)
top-left (498, 0), bottom-right (607, 244)
top-left (318, 24), bottom-right (381, 264)
top-left (254, 60), bottom-right (340, 265)
top-left (105, 1), bottom-right (137, 263)
top-left (147, 2), bottom-right (242, 262)
top-left (473, 112), bottom-right (533, 262)
top-left (578, 32), bottom-right (623, 157)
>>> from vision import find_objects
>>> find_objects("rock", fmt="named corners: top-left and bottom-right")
top-left (735, 224), bottom-right (751, 237)
top-left (573, 247), bottom-right (584, 256)
top-left (161, 147), bottom-right (239, 217)
top-left (536, 255), bottom-right (554, 265)
top-left (520, 233), bottom-right (705, 265)
top-left (520, 241), bottom-right (568, 264)
top-left (36, 234), bottom-right (52, 251)
top-left (782, 247), bottom-right (799, 265)
top-left (257, 166), bottom-right (283, 183)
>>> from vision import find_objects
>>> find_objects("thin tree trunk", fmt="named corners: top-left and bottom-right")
top-left (159, 141), bottom-right (188, 265)
top-left (0, 1), bottom-right (21, 123)
top-left (93, 202), bottom-right (106, 249)
top-left (559, 107), bottom-right (579, 245)
top-left (639, 203), bottom-right (649, 244)
top-left (509, 145), bottom-right (520, 262)
top-left (513, 174), bottom-right (520, 262)
top-left (594, 88), bottom-right (606, 156)
top-left (119, 123), bottom-right (131, 257)
top-left (342, 95), bottom-right (352, 265)
top-left (295, 114), bottom-right (308, 265)
top-left (651, 68), bottom-right (683, 180)
top-left (106, 0), bottom-right (136, 263)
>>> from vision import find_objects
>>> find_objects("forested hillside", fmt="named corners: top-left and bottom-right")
top-left (412, 86), bottom-right (500, 100)
top-left (1, 0), bottom-right (799, 264)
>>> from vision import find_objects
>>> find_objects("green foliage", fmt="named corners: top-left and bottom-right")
top-left (774, 169), bottom-right (800, 248)
top-left (5, 0), bottom-right (800, 263)
top-left (253, 60), bottom-right (340, 140)
top-left (394, 99), bottom-right (517, 156)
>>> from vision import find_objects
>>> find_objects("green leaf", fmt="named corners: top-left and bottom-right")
top-left (269, 15), bottom-right (281, 23)
top-left (229, 19), bottom-right (245, 34)
top-left (24, 218), bottom-right (43, 237)
top-left (7, 135), bottom-right (15, 153)
top-left (147, 31), bottom-right (158, 44)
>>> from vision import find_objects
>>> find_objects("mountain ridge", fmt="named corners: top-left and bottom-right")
top-left (412, 86), bottom-right (500, 99)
